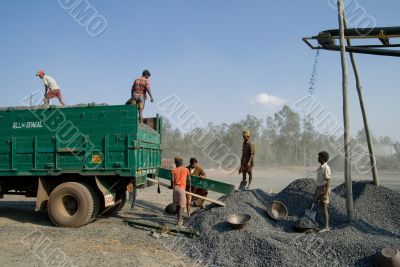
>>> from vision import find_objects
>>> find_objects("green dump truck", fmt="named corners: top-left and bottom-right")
top-left (0, 104), bottom-right (162, 227)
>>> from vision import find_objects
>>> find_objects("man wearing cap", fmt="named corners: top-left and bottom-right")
top-left (36, 70), bottom-right (66, 107)
top-left (130, 70), bottom-right (154, 124)
top-left (239, 130), bottom-right (255, 190)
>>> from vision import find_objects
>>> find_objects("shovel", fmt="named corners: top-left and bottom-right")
top-left (157, 175), bottom-right (161, 194)
top-left (238, 181), bottom-right (247, 191)
top-left (304, 203), bottom-right (317, 222)
top-left (304, 209), bottom-right (316, 221)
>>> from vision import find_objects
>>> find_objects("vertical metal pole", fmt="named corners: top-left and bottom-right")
top-left (303, 139), bottom-right (306, 167)
top-left (289, 140), bottom-right (292, 169)
top-left (33, 137), bottom-right (37, 170)
top-left (338, 0), bottom-right (354, 221)
top-left (343, 16), bottom-right (380, 187)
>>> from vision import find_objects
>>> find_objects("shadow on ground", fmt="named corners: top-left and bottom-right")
top-left (0, 201), bottom-right (52, 226)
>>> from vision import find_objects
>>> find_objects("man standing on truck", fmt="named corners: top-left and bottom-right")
top-left (171, 157), bottom-right (191, 226)
top-left (36, 70), bottom-right (66, 107)
top-left (239, 130), bottom-right (255, 191)
top-left (131, 70), bottom-right (154, 124)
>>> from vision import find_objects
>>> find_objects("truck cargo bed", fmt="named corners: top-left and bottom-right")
top-left (0, 104), bottom-right (162, 181)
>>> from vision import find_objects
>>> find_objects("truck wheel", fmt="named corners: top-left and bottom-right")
top-left (48, 182), bottom-right (99, 228)
top-left (102, 190), bottom-right (127, 217)
top-left (91, 190), bottom-right (101, 221)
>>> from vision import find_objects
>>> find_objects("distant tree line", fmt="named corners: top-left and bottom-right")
top-left (161, 105), bottom-right (400, 171)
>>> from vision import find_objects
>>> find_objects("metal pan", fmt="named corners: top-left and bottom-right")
top-left (266, 201), bottom-right (288, 221)
top-left (227, 213), bottom-right (251, 229)
top-left (374, 247), bottom-right (400, 267)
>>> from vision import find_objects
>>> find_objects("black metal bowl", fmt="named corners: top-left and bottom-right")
top-left (266, 201), bottom-right (288, 221)
top-left (374, 247), bottom-right (400, 267)
top-left (227, 213), bottom-right (252, 229)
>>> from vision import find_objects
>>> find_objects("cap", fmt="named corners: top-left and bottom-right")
top-left (243, 130), bottom-right (251, 137)
top-left (36, 70), bottom-right (45, 76)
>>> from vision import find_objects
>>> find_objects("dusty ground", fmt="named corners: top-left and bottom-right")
top-left (0, 187), bottom-right (193, 267)
top-left (0, 168), bottom-right (398, 266)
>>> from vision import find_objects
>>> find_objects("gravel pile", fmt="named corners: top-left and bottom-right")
top-left (273, 179), bottom-right (348, 227)
top-left (185, 179), bottom-right (400, 267)
top-left (295, 215), bottom-right (318, 230)
top-left (334, 181), bottom-right (400, 235)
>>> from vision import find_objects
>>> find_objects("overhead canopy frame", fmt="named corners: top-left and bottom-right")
top-left (303, 26), bottom-right (400, 57)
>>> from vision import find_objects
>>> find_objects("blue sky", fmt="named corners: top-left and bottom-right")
top-left (0, 0), bottom-right (399, 141)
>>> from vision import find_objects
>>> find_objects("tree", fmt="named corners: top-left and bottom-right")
top-left (161, 118), bottom-right (184, 160)
top-left (356, 128), bottom-right (377, 144)
top-left (301, 115), bottom-right (317, 167)
top-left (265, 116), bottom-right (278, 167)
top-left (160, 114), bottom-right (398, 171)
top-left (239, 115), bottom-right (263, 139)
top-left (274, 105), bottom-right (301, 168)
top-left (379, 136), bottom-right (393, 145)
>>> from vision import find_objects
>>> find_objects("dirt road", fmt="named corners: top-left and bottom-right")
top-left (0, 188), bottom-right (191, 267)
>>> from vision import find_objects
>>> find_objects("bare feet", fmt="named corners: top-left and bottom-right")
top-left (318, 227), bottom-right (330, 233)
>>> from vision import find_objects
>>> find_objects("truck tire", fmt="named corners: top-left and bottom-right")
top-left (47, 182), bottom-right (100, 228)
top-left (102, 190), bottom-right (127, 217)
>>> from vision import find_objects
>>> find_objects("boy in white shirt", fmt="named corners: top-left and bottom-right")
top-left (310, 151), bottom-right (331, 232)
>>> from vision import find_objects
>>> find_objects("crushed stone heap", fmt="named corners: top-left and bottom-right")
top-left (183, 179), bottom-right (400, 267)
